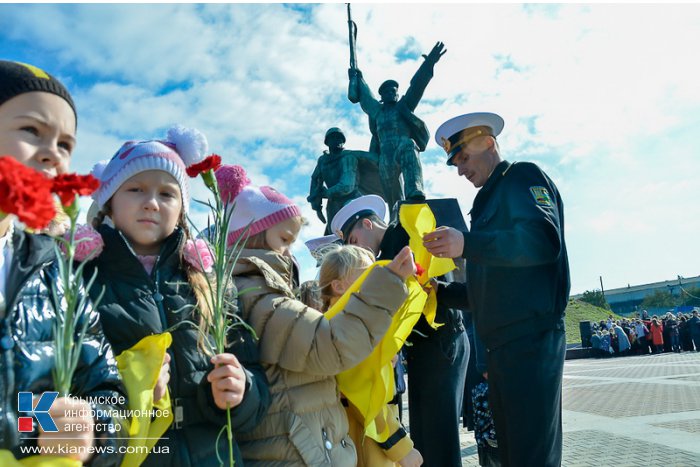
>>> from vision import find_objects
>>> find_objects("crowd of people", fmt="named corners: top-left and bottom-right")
top-left (589, 310), bottom-right (700, 357)
top-left (1, 57), bottom-right (570, 467)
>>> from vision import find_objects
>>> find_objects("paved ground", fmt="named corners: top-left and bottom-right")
top-left (405, 351), bottom-right (700, 466)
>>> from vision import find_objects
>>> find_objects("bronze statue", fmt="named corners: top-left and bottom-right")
top-left (348, 41), bottom-right (446, 213)
top-left (308, 127), bottom-right (383, 234)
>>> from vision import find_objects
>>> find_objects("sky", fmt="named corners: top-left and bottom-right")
top-left (2, 3), bottom-right (699, 294)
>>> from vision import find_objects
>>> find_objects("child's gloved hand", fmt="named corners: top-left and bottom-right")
top-left (38, 396), bottom-right (95, 462)
top-left (386, 246), bottom-right (417, 281)
top-left (153, 352), bottom-right (171, 403)
top-left (208, 353), bottom-right (247, 410)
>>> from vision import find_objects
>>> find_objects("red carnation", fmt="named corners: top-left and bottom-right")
top-left (51, 173), bottom-right (100, 207)
top-left (415, 262), bottom-right (425, 277)
top-left (186, 154), bottom-right (222, 178)
top-left (0, 156), bottom-right (56, 230)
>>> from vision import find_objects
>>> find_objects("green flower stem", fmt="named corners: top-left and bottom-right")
top-left (53, 194), bottom-right (94, 396)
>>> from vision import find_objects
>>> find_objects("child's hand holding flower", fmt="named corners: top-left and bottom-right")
top-left (207, 353), bottom-right (247, 410)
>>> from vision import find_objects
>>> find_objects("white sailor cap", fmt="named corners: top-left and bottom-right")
top-left (304, 234), bottom-right (341, 261)
top-left (435, 112), bottom-right (504, 166)
top-left (329, 195), bottom-right (387, 242)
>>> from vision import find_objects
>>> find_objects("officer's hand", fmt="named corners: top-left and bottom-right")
top-left (422, 226), bottom-right (463, 258)
top-left (38, 397), bottom-right (95, 462)
top-left (348, 68), bottom-right (363, 78)
top-left (208, 353), bottom-right (247, 410)
top-left (422, 41), bottom-right (446, 64)
top-left (399, 448), bottom-right (423, 467)
top-left (386, 246), bottom-right (417, 281)
top-left (153, 352), bottom-right (171, 403)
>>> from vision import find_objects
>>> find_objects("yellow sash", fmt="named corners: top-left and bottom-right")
top-left (325, 203), bottom-right (456, 442)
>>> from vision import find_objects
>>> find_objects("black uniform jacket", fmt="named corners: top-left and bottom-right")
top-left (85, 225), bottom-right (270, 466)
top-left (1, 229), bottom-right (126, 465)
top-left (439, 161), bottom-right (570, 349)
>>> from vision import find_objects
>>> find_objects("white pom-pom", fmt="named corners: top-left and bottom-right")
top-left (91, 160), bottom-right (109, 180)
top-left (166, 125), bottom-right (208, 167)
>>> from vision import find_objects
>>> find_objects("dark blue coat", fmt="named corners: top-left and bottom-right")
top-left (439, 160), bottom-right (570, 349)
top-left (0, 229), bottom-right (126, 465)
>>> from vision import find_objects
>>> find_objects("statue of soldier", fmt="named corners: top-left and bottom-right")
top-left (348, 41), bottom-right (446, 212)
top-left (308, 127), bottom-right (383, 234)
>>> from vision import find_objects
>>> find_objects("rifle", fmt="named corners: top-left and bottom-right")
top-left (347, 3), bottom-right (360, 103)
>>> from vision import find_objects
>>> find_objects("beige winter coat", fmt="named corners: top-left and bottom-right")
top-left (234, 249), bottom-right (408, 466)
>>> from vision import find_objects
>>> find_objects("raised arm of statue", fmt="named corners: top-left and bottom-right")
top-left (404, 41), bottom-right (446, 111)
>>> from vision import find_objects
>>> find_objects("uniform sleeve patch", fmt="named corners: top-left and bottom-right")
top-left (529, 186), bottom-right (552, 207)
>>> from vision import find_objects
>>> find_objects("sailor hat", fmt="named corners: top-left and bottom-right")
top-left (435, 112), bottom-right (504, 166)
top-left (329, 195), bottom-right (387, 242)
top-left (304, 234), bottom-right (341, 262)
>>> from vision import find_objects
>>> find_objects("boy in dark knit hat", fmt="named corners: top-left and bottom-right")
top-left (0, 60), bottom-right (125, 465)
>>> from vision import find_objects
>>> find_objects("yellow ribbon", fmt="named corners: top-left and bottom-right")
top-left (325, 263), bottom-right (426, 442)
top-left (324, 203), bottom-right (455, 442)
top-left (399, 203), bottom-right (455, 328)
top-left (115, 333), bottom-right (174, 467)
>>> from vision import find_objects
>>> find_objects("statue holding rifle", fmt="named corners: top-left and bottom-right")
top-left (347, 5), bottom-right (446, 212)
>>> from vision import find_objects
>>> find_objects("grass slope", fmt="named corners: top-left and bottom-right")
top-left (564, 299), bottom-right (623, 344)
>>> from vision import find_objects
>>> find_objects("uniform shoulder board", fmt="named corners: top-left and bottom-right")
top-left (529, 186), bottom-right (553, 207)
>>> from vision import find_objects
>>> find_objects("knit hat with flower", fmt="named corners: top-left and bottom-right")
top-left (215, 164), bottom-right (301, 247)
top-left (91, 125), bottom-right (208, 213)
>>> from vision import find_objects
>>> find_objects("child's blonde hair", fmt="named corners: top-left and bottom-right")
top-left (318, 245), bottom-right (375, 310)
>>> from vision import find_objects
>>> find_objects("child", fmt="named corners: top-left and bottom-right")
top-left (219, 164), bottom-right (415, 466)
top-left (317, 244), bottom-right (423, 467)
top-left (85, 129), bottom-right (270, 465)
top-left (0, 60), bottom-right (125, 465)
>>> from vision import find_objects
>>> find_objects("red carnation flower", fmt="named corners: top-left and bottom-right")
top-left (186, 154), bottom-right (222, 178)
top-left (51, 173), bottom-right (100, 207)
top-left (0, 156), bottom-right (56, 230)
top-left (415, 262), bottom-right (425, 277)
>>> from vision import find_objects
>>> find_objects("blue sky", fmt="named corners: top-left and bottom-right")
top-left (2, 3), bottom-right (699, 294)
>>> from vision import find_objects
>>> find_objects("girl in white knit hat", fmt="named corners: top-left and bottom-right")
top-left (218, 164), bottom-right (416, 466)
top-left (85, 129), bottom-right (270, 466)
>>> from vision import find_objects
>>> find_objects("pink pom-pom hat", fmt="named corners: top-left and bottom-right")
top-left (215, 164), bottom-right (301, 247)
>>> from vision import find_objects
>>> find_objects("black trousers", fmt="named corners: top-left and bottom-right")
top-left (486, 327), bottom-right (566, 467)
top-left (406, 326), bottom-right (469, 467)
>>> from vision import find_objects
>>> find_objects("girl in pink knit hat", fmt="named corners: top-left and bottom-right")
top-left (219, 164), bottom-right (416, 466)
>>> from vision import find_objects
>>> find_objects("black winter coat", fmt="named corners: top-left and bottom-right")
top-left (0, 228), bottom-right (126, 465)
top-left (85, 225), bottom-right (270, 466)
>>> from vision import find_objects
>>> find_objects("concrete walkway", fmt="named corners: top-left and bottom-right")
top-left (450, 352), bottom-right (700, 466)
